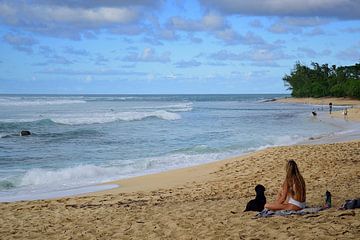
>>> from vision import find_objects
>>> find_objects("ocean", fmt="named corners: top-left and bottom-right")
top-left (0, 94), bottom-right (352, 201)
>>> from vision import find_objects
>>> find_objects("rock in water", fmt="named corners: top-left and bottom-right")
top-left (20, 130), bottom-right (31, 136)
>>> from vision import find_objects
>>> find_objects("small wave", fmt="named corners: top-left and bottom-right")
top-left (241, 135), bottom-right (307, 153)
top-left (85, 96), bottom-right (140, 102)
top-left (140, 103), bottom-right (193, 112)
top-left (0, 110), bottom-right (181, 126)
top-left (20, 165), bottom-right (120, 187)
top-left (51, 110), bottom-right (181, 125)
top-left (0, 98), bottom-right (86, 106)
top-left (171, 145), bottom-right (221, 155)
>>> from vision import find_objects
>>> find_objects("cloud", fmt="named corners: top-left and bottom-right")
top-left (305, 27), bottom-right (326, 36)
top-left (3, 33), bottom-right (37, 53)
top-left (199, 0), bottom-right (360, 19)
top-left (175, 60), bottom-right (202, 68)
top-left (231, 70), bottom-right (270, 79)
top-left (35, 45), bottom-right (73, 65)
top-left (0, 1), bottom-right (159, 39)
top-left (188, 34), bottom-right (203, 43)
top-left (93, 54), bottom-right (109, 65)
top-left (168, 12), bottom-right (227, 32)
top-left (336, 46), bottom-right (360, 61)
top-left (123, 48), bottom-right (171, 63)
top-left (167, 13), bottom-right (266, 45)
top-left (268, 17), bottom-right (330, 34)
top-left (342, 27), bottom-right (360, 33)
top-left (63, 46), bottom-right (90, 56)
top-left (215, 30), bottom-right (265, 45)
top-left (31, 1), bottom-right (159, 8)
top-left (297, 47), bottom-right (332, 58)
top-left (210, 48), bottom-right (291, 63)
top-left (249, 19), bottom-right (263, 28)
top-left (36, 68), bottom-right (146, 76)
top-left (145, 15), bottom-right (180, 44)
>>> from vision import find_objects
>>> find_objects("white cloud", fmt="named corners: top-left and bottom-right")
top-left (0, 1), bottom-right (156, 39)
top-left (0, 3), bottom-right (138, 25)
top-left (168, 13), bottom-right (267, 45)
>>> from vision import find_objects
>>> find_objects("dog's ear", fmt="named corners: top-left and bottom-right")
top-left (255, 184), bottom-right (265, 193)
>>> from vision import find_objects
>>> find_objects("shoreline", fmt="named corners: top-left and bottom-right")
top-left (2, 97), bottom-right (360, 202)
top-left (82, 97), bottom-right (360, 197)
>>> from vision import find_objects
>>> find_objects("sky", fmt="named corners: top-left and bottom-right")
top-left (0, 0), bottom-right (359, 94)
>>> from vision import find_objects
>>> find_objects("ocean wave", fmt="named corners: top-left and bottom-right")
top-left (139, 102), bottom-right (193, 112)
top-left (51, 110), bottom-right (181, 125)
top-left (84, 96), bottom-right (141, 102)
top-left (170, 145), bottom-right (221, 155)
top-left (244, 134), bottom-right (307, 152)
top-left (19, 165), bottom-right (121, 187)
top-left (0, 110), bottom-right (181, 126)
top-left (0, 98), bottom-right (86, 106)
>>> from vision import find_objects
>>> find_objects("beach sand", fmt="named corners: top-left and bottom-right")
top-left (277, 97), bottom-right (360, 122)
top-left (1, 139), bottom-right (360, 239)
top-left (276, 97), bottom-right (360, 106)
top-left (1, 96), bottom-right (360, 239)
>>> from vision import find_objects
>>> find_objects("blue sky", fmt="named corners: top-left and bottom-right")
top-left (0, 0), bottom-right (359, 94)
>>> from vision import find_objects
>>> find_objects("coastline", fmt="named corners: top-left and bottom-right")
top-left (276, 96), bottom-right (360, 106)
top-left (1, 97), bottom-right (360, 239)
top-left (91, 97), bottom-right (360, 196)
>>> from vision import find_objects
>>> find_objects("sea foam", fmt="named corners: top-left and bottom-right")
top-left (20, 165), bottom-right (121, 187)
top-left (51, 110), bottom-right (181, 125)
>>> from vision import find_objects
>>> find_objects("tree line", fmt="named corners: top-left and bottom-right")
top-left (283, 62), bottom-right (360, 98)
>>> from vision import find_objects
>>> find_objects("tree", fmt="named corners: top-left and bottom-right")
top-left (283, 62), bottom-right (360, 98)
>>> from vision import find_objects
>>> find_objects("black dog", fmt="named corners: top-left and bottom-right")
top-left (244, 184), bottom-right (266, 212)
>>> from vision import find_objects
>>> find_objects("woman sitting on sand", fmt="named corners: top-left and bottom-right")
top-left (265, 160), bottom-right (306, 211)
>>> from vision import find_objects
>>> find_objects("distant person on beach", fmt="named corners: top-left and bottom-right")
top-left (264, 160), bottom-right (306, 211)
top-left (329, 102), bottom-right (333, 114)
top-left (343, 108), bottom-right (348, 119)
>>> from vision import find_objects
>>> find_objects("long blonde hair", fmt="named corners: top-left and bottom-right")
top-left (285, 160), bottom-right (306, 202)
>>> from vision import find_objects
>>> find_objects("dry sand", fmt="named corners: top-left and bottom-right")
top-left (1, 140), bottom-right (360, 239)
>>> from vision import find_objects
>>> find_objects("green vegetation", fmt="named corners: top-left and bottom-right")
top-left (283, 62), bottom-right (360, 98)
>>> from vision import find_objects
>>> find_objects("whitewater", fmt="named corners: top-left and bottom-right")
top-left (0, 94), bottom-right (354, 202)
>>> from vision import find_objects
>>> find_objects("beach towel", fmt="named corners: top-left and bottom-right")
top-left (255, 207), bottom-right (322, 218)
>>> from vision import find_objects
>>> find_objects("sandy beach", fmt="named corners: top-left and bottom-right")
top-left (277, 97), bottom-right (360, 122)
top-left (1, 97), bottom-right (360, 239)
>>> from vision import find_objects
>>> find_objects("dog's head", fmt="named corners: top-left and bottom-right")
top-left (255, 184), bottom-right (265, 194)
